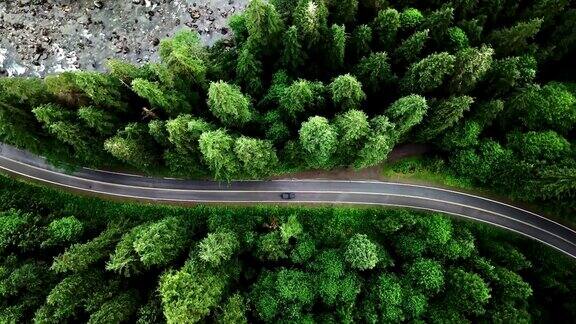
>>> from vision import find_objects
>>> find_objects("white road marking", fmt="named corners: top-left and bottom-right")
top-left (1, 160), bottom-right (575, 250)
top-left (1, 164), bottom-right (572, 259)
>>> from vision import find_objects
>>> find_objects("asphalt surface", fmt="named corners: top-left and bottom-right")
top-left (1, 143), bottom-right (576, 259)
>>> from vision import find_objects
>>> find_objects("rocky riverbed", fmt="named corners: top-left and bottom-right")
top-left (0, 0), bottom-right (246, 77)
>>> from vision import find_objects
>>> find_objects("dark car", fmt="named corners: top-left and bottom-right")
top-left (281, 192), bottom-right (296, 200)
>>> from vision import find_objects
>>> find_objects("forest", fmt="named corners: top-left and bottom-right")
top-left (1, 0), bottom-right (576, 322)
top-left (0, 0), bottom-right (574, 210)
top-left (0, 175), bottom-right (575, 323)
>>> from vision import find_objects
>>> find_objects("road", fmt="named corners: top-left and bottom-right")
top-left (1, 143), bottom-right (576, 259)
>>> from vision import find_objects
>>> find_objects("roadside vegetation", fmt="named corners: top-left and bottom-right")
top-left (0, 175), bottom-right (575, 323)
top-left (0, 0), bottom-right (574, 209)
top-left (1, 0), bottom-right (576, 322)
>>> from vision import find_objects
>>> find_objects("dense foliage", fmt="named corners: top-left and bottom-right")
top-left (0, 0), bottom-right (574, 197)
top-left (0, 175), bottom-right (575, 323)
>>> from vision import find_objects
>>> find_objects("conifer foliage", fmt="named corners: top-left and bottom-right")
top-left (0, 0), bottom-right (575, 201)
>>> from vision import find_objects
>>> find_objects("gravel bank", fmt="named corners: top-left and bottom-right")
top-left (0, 0), bottom-right (246, 77)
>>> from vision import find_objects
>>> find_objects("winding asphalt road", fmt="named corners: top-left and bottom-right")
top-left (1, 143), bottom-right (576, 259)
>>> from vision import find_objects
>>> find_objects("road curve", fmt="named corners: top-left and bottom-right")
top-left (1, 143), bottom-right (576, 259)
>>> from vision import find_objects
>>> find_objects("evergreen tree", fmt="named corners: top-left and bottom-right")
top-left (131, 78), bottom-right (191, 116)
top-left (51, 225), bottom-right (123, 273)
top-left (279, 79), bottom-right (325, 120)
top-left (160, 260), bottom-right (229, 323)
top-left (508, 83), bottom-right (576, 133)
top-left (236, 44), bottom-right (264, 96)
top-left (484, 56), bottom-right (536, 96)
top-left (449, 46), bottom-right (494, 94)
top-left (444, 268), bottom-right (491, 316)
top-left (159, 29), bottom-right (207, 87)
top-left (166, 115), bottom-right (214, 153)
top-left (507, 131), bottom-right (571, 162)
top-left (104, 124), bottom-right (157, 170)
top-left (406, 259), bottom-right (445, 295)
top-left (73, 72), bottom-right (127, 110)
top-left (489, 19), bottom-right (543, 56)
top-left (328, 24), bottom-right (346, 70)
top-left (334, 109), bottom-right (370, 163)
top-left (353, 52), bottom-right (395, 93)
top-left (344, 234), bottom-right (380, 270)
top-left (401, 52), bottom-right (456, 94)
top-left (349, 24), bottom-right (373, 61)
top-left (385, 95), bottom-right (428, 136)
top-left (244, 0), bottom-right (284, 54)
top-left (416, 96), bottom-right (474, 141)
top-left (330, 0), bottom-right (359, 24)
top-left (354, 133), bottom-right (395, 169)
top-left (280, 26), bottom-right (306, 72)
top-left (106, 59), bottom-right (146, 85)
top-left (207, 81), bottom-right (253, 127)
top-left (42, 216), bottom-right (84, 248)
top-left (299, 116), bottom-right (338, 169)
top-left (199, 129), bottom-right (241, 181)
top-left (447, 27), bottom-right (469, 51)
top-left (293, 0), bottom-right (329, 46)
top-left (373, 8), bottom-right (400, 50)
top-left (329, 74), bottom-right (366, 110)
top-left (234, 136), bottom-right (279, 178)
top-left (134, 217), bottom-right (190, 267)
top-left (421, 6), bottom-right (454, 43)
top-left (198, 232), bottom-right (240, 267)
top-left (400, 8), bottom-right (424, 30)
top-left (148, 119), bottom-right (170, 146)
top-left (87, 291), bottom-right (139, 324)
top-left (78, 106), bottom-right (117, 135)
top-left (394, 29), bottom-right (429, 65)
top-left (218, 294), bottom-right (248, 324)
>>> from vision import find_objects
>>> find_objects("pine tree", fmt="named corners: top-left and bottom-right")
top-left (293, 0), bottom-right (328, 46)
top-left (131, 78), bottom-right (191, 116)
top-left (489, 19), bottom-right (543, 56)
top-left (449, 46), bottom-right (494, 94)
top-left (394, 29), bottom-right (429, 65)
top-left (329, 74), bottom-right (366, 110)
top-left (416, 96), bottom-right (474, 141)
top-left (328, 24), bottom-right (346, 70)
top-left (236, 44), bottom-right (264, 96)
top-left (78, 106), bottom-right (117, 135)
top-left (373, 8), bottom-right (400, 50)
top-left (385, 95), bottom-right (429, 136)
top-left (330, 0), bottom-right (359, 24)
top-left (159, 30), bottom-right (208, 87)
top-left (299, 116), bottom-right (338, 169)
top-left (401, 52), bottom-right (456, 94)
top-left (207, 81), bottom-right (253, 127)
top-left (353, 52), bottom-right (395, 93)
top-left (280, 26), bottom-right (306, 72)
top-left (279, 79), bottom-right (325, 120)
top-left (199, 129), bottom-right (241, 181)
top-left (234, 136), bottom-right (279, 178)
top-left (244, 0), bottom-right (284, 54)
